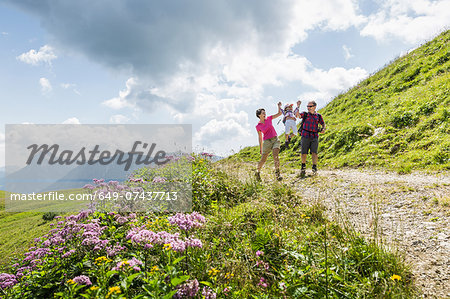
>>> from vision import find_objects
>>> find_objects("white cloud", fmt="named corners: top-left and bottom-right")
top-left (361, 0), bottom-right (450, 44)
top-left (60, 83), bottom-right (81, 95)
top-left (62, 117), bottom-right (81, 124)
top-left (194, 117), bottom-right (251, 147)
top-left (343, 45), bottom-right (354, 60)
top-left (39, 77), bottom-right (52, 94)
top-left (1, 32), bottom-right (8, 36)
top-left (109, 114), bottom-right (130, 124)
top-left (17, 45), bottom-right (57, 66)
top-left (60, 83), bottom-right (75, 89)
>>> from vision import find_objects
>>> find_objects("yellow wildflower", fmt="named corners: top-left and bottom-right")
top-left (150, 265), bottom-right (159, 273)
top-left (390, 274), bottom-right (401, 282)
top-left (106, 286), bottom-right (121, 298)
top-left (67, 279), bottom-right (75, 285)
top-left (163, 243), bottom-right (172, 250)
top-left (208, 268), bottom-right (220, 276)
top-left (95, 256), bottom-right (111, 265)
top-left (90, 286), bottom-right (99, 291)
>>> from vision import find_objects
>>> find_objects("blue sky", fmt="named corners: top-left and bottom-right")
top-left (1, 0), bottom-right (449, 167)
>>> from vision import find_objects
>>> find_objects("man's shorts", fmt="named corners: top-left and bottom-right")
top-left (301, 136), bottom-right (319, 154)
top-left (262, 137), bottom-right (281, 155)
top-left (284, 119), bottom-right (297, 135)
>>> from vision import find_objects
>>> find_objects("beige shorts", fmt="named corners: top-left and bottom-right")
top-left (262, 137), bottom-right (281, 155)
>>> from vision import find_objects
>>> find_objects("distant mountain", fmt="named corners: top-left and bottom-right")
top-left (5, 158), bottom-right (150, 193)
top-left (5, 161), bottom-right (77, 193)
top-left (43, 161), bottom-right (143, 192)
top-left (211, 155), bottom-right (224, 162)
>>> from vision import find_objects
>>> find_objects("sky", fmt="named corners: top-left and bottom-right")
top-left (0, 0), bottom-right (449, 167)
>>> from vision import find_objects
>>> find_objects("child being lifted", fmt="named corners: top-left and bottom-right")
top-left (281, 102), bottom-right (301, 148)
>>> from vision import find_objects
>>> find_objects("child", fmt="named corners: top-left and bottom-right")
top-left (255, 102), bottom-right (283, 181)
top-left (281, 103), bottom-right (300, 148)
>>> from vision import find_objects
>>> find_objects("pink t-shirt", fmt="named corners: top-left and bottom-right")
top-left (256, 116), bottom-right (277, 140)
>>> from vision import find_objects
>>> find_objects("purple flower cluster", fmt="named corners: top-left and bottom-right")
top-left (257, 277), bottom-right (268, 288)
top-left (15, 266), bottom-right (32, 279)
top-left (14, 210), bottom-right (117, 283)
top-left (168, 212), bottom-right (206, 232)
top-left (202, 286), bottom-right (217, 299)
top-left (0, 273), bottom-right (17, 289)
top-left (200, 152), bottom-right (214, 158)
top-left (165, 155), bottom-right (181, 162)
top-left (80, 220), bottom-right (109, 251)
top-left (129, 177), bottom-right (144, 183)
top-left (152, 176), bottom-right (166, 183)
top-left (62, 249), bottom-right (76, 258)
top-left (72, 275), bottom-right (92, 286)
top-left (126, 227), bottom-right (202, 252)
top-left (174, 279), bottom-right (199, 298)
top-left (106, 242), bottom-right (127, 257)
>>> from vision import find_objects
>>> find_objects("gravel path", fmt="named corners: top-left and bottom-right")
top-left (218, 162), bottom-right (449, 298)
top-left (287, 168), bottom-right (450, 299)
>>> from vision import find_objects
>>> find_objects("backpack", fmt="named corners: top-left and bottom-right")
top-left (297, 112), bottom-right (308, 134)
top-left (282, 108), bottom-right (290, 124)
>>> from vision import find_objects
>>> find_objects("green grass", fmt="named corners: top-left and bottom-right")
top-left (229, 30), bottom-right (450, 172)
top-left (0, 189), bottom-right (85, 271)
top-left (0, 210), bottom-right (57, 271)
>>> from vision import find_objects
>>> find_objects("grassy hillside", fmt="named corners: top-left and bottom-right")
top-left (232, 30), bottom-right (450, 173)
top-left (0, 191), bottom-right (75, 270)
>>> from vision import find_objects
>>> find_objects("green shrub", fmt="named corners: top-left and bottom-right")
top-left (389, 111), bottom-right (419, 128)
top-left (417, 101), bottom-right (437, 116)
top-left (331, 125), bottom-right (374, 152)
top-left (42, 212), bottom-right (57, 221)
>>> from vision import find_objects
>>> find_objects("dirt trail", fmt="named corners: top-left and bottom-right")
top-left (286, 169), bottom-right (449, 299)
top-left (219, 163), bottom-right (450, 298)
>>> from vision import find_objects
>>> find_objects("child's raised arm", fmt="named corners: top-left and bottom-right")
top-left (271, 102), bottom-right (283, 119)
top-left (294, 100), bottom-right (301, 117)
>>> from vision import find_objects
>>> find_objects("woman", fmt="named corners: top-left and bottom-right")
top-left (255, 101), bottom-right (283, 181)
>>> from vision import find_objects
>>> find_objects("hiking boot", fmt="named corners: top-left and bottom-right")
top-left (300, 168), bottom-right (306, 178)
top-left (275, 170), bottom-right (283, 181)
top-left (255, 171), bottom-right (261, 182)
top-left (284, 141), bottom-right (289, 148)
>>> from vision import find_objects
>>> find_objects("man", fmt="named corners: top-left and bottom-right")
top-left (296, 100), bottom-right (326, 176)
